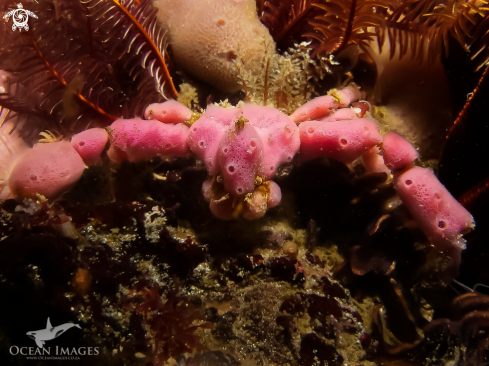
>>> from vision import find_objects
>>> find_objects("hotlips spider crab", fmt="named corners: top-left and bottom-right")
top-left (3, 85), bottom-right (475, 269)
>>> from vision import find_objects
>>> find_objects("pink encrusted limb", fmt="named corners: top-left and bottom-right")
top-left (202, 177), bottom-right (235, 220)
top-left (289, 85), bottom-right (362, 123)
top-left (242, 188), bottom-right (269, 219)
top-left (6, 102), bottom-right (192, 201)
top-left (71, 128), bottom-right (109, 166)
top-left (290, 95), bottom-right (339, 123)
top-left (333, 86), bottom-right (362, 108)
top-left (107, 118), bottom-right (189, 163)
top-left (209, 197), bottom-right (235, 220)
top-left (9, 141), bottom-right (85, 200)
top-left (144, 100), bottom-right (193, 123)
top-left (381, 131), bottom-right (419, 170)
top-left (320, 108), bottom-right (358, 122)
top-left (393, 166), bottom-right (475, 250)
top-left (203, 177), bottom-right (282, 220)
top-left (362, 146), bottom-right (391, 175)
top-left (267, 181), bottom-right (282, 208)
top-left (298, 119), bottom-right (383, 163)
top-left (362, 129), bottom-right (418, 174)
top-left (242, 181), bottom-right (282, 219)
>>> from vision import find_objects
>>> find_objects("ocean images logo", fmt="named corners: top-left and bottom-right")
top-left (27, 317), bottom-right (81, 348)
top-left (3, 3), bottom-right (38, 32)
top-left (9, 318), bottom-right (99, 360)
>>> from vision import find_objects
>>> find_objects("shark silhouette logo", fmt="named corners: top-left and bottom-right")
top-left (26, 318), bottom-right (81, 348)
top-left (3, 3), bottom-right (38, 32)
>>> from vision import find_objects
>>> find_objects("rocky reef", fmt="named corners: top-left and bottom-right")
top-left (0, 147), bottom-right (483, 365)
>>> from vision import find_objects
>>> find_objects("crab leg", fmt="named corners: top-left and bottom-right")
top-left (295, 95), bottom-right (475, 263)
top-left (7, 101), bottom-right (192, 200)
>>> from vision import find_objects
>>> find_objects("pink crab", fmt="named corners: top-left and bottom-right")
top-left (4, 86), bottom-right (474, 266)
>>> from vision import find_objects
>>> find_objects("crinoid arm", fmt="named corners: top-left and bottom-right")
top-left (0, 0), bottom-right (175, 141)
top-left (83, 0), bottom-right (178, 100)
top-left (259, 0), bottom-right (489, 67)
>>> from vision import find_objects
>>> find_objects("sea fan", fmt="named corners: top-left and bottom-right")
top-left (0, 0), bottom-right (176, 141)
